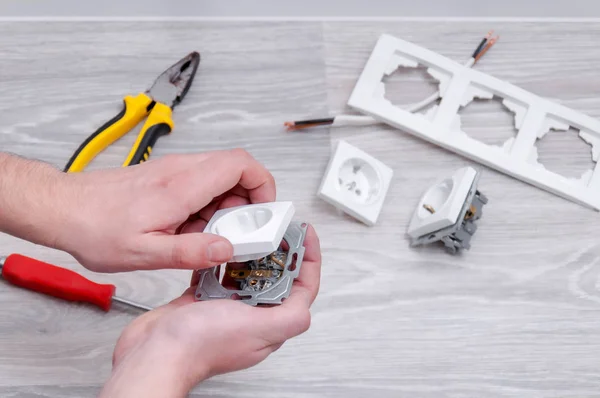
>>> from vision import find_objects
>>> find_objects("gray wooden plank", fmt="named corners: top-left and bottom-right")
top-left (321, 21), bottom-right (600, 397)
top-left (0, 386), bottom-right (101, 398)
top-left (1, 20), bottom-right (600, 398)
top-left (0, 21), bottom-right (330, 394)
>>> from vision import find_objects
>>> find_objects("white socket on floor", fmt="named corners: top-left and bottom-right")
top-left (407, 166), bottom-right (477, 239)
top-left (318, 140), bottom-right (393, 226)
top-left (204, 202), bottom-right (295, 262)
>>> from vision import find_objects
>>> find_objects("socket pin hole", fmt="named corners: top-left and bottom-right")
top-left (419, 178), bottom-right (454, 218)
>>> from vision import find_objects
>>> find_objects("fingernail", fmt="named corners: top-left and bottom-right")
top-left (208, 240), bottom-right (232, 262)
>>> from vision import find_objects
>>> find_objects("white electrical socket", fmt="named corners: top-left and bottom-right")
top-left (204, 202), bottom-right (295, 262)
top-left (407, 166), bottom-right (477, 239)
top-left (318, 140), bottom-right (393, 226)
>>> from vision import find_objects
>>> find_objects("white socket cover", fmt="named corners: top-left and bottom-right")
top-left (204, 202), bottom-right (295, 262)
top-left (318, 140), bottom-right (393, 226)
top-left (407, 166), bottom-right (477, 239)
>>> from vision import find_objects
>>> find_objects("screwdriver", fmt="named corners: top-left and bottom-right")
top-left (0, 254), bottom-right (152, 312)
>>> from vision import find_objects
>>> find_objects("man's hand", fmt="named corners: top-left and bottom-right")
top-left (0, 150), bottom-right (274, 272)
top-left (52, 149), bottom-right (276, 272)
top-left (100, 226), bottom-right (321, 398)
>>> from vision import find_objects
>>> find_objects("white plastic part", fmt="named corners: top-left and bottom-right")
top-left (318, 140), bottom-right (393, 226)
top-left (204, 202), bottom-right (295, 262)
top-left (332, 114), bottom-right (378, 127)
top-left (348, 34), bottom-right (600, 210)
top-left (407, 167), bottom-right (477, 238)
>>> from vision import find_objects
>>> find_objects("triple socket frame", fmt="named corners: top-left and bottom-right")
top-left (348, 34), bottom-right (600, 211)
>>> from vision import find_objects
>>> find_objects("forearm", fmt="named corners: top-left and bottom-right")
top-left (0, 153), bottom-right (73, 248)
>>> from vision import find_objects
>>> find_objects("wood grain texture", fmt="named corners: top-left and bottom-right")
top-left (321, 21), bottom-right (600, 398)
top-left (1, 21), bottom-right (600, 398)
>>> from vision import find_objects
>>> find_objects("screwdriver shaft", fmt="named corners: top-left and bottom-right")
top-left (112, 295), bottom-right (153, 311)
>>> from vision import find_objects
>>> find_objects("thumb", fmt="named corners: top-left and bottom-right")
top-left (143, 233), bottom-right (233, 270)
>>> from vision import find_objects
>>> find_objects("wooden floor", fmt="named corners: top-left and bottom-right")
top-left (1, 21), bottom-right (600, 398)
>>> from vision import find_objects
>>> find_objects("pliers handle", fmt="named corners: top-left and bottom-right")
top-left (63, 51), bottom-right (200, 173)
top-left (64, 93), bottom-right (174, 172)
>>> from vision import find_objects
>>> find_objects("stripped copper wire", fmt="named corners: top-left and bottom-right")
top-left (472, 30), bottom-right (493, 58)
top-left (285, 122), bottom-right (330, 131)
top-left (472, 30), bottom-right (495, 60)
top-left (474, 35), bottom-right (499, 63)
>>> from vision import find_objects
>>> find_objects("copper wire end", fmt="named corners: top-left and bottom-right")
top-left (472, 30), bottom-right (495, 59)
top-left (474, 35), bottom-right (499, 64)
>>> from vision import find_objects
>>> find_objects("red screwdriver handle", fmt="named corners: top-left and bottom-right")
top-left (2, 254), bottom-right (116, 311)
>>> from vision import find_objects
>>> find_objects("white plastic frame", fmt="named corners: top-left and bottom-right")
top-left (348, 34), bottom-right (600, 210)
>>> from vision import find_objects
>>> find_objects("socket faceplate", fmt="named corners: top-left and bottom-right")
top-left (204, 202), bottom-right (295, 262)
top-left (318, 140), bottom-right (393, 226)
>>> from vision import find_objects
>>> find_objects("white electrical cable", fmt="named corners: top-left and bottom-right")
top-left (330, 58), bottom-right (476, 128)
top-left (331, 114), bottom-right (377, 127)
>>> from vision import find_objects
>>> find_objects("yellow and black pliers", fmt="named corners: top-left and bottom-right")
top-left (64, 51), bottom-right (201, 172)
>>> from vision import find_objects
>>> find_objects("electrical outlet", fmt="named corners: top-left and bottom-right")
top-left (318, 140), bottom-right (393, 226)
top-left (407, 166), bottom-right (487, 253)
top-left (407, 167), bottom-right (477, 239)
top-left (204, 202), bottom-right (295, 262)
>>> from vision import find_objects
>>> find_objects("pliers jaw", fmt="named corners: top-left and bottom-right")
top-left (147, 51), bottom-right (201, 109)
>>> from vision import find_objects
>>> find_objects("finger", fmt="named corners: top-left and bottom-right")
top-left (170, 286), bottom-right (198, 305)
top-left (194, 200), bottom-right (222, 225)
top-left (197, 194), bottom-right (251, 223)
top-left (226, 184), bottom-right (256, 199)
top-left (172, 149), bottom-right (276, 214)
top-left (181, 219), bottom-right (208, 234)
top-left (300, 224), bottom-right (321, 263)
top-left (249, 225), bottom-right (320, 344)
top-left (287, 224), bottom-right (321, 306)
top-left (219, 194), bottom-right (251, 209)
top-left (256, 300), bottom-right (312, 344)
top-left (142, 233), bottom-right (233, 270)
top-left (175, 213), bottom-right (203, 235)
top-left (209, 184), bottom-right (264, 202)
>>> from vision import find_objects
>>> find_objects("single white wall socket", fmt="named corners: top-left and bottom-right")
top-left (318, 140), bottom-right (393, 226)
top-left (204, 202), bottom-right (295, 262)
top-left (407, 167), bottom-right (477, 239)
top-left (407, 166), bottom-right (487, 253)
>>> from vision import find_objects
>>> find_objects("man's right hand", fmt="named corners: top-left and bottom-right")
top-left (100, 225), bottom-right (321, 398)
